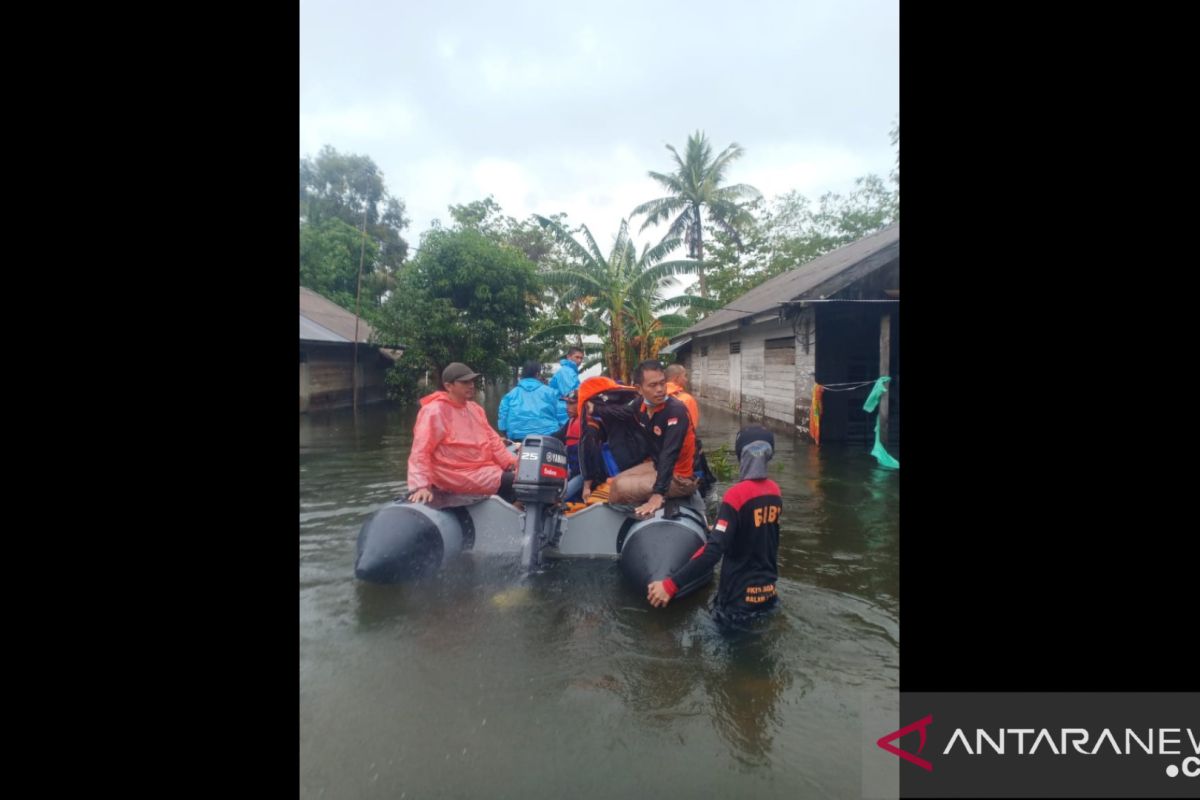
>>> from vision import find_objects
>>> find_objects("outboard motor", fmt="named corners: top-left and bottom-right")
top-left (513, 435), bottom-right (568, 570)
top-left (617, 503), bottom-right (713, 599)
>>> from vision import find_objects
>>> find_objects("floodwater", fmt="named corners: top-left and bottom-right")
top-left (300, 391), bottom-right (899, 799)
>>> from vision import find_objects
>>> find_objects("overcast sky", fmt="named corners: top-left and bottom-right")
top-left (300, 0), bottom-right (898, 253)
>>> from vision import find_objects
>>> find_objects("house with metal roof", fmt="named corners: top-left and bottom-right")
top-left (663, 224), bottom-right (898, 443)
top-left (300, 287), bottom-right (404, 412)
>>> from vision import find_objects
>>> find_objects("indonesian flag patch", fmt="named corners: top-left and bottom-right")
top-left (653, 425), bottom-right (662, 436)
top-left (715, 519), bottom-right (728, 532)
top-left (667, 417), bottom-right (679, 426)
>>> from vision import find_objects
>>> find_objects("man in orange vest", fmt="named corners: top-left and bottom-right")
top-left (664, 363), bottom-right (699, 430)
top-left (612, 360), bottom-right (698, 517)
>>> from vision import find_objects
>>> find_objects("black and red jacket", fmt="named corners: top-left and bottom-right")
top-left (635, 395), bottom-right (695, 496)
top-left (664, 478), bottom-right (782, 613)
top-left (580, 394), bottom-right (651, 483)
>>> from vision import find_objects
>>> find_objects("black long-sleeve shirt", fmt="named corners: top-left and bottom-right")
top-left (664, 478), bottom-right (782, 613)
top-left (635, 396), bottom-right (695, 496)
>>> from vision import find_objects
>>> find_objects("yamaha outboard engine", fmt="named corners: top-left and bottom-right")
top-left (513, 435), bottom-right (568, 570)
top-left (617, 503), bottom-right (713, 599)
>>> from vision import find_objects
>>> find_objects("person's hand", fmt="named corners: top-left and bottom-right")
top-left (647, 581), bottom-right (672, 608)
top-left (634, 493), bottom-right (664, 518)
top-left (582, 481), bottom-right (592, 502)
top-left (409, 488), bottom-right (433, 504)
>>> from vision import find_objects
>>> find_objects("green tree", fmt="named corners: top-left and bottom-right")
top-left (299, 146), bottom-right (410, 314)
top-left (625, 274), bottom-right (694, 364)
top-left (299, 218), bottom-right (382, 318)
top-left (373, 227), bottom-right (541, 399)
top-left (445, 197), bottom-right (590, 363)
top-left (447, 196), bottom-right (575, 270)
top-left (696, 122), bottom-right (900, 311)
top-left (804, 174), bottom-right (898, 250)
top-left (535, 216), bottom-right (699, 382)
top-left (693, 180), bottom-right (899, 314)
top-left (698, 196), bottom-right (769, 311)
top-left (447, 196), bottom-right (507, 238)
top-left (631, 131), bottom-right (761, 298)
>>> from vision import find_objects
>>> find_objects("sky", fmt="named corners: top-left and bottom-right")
top-left (300, 0), bottom-right (898, 254)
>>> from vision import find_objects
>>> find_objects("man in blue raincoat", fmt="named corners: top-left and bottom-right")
top-left (549, 347), bottom-right (584, 424)
top-left (498, 361), bottom-right (563, 441)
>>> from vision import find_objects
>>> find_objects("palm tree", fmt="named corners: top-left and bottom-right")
top-left (534, 216), bottom-right (699, 382)
top-left (624, 258), bottom-right (697, 364)
top-left (631, 131), bottom-right (761, 298)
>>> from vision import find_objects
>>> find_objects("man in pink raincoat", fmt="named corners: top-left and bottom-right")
top-left (407, 362), bottom-right (519, 505)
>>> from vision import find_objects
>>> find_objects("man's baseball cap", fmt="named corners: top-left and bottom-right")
top-left (442, 362), bottom-right (481, 384)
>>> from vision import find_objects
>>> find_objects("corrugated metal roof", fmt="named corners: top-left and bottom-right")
top-left (679, 223), bottom-right (899, 337)
top-left (658, 336), bottom-right (692, 355)
top-left (300, 315), bottom-right (348, 343)
top-left (300, 286), bottom-right (375, 343)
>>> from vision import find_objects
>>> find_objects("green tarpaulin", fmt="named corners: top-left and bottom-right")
top-left (863, 377), bottom-right (899, 470)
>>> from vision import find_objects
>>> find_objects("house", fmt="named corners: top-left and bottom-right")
top-left (300, 287), bottom-right (403, 412)
top-left (664, 224), bottom-right (899, 443)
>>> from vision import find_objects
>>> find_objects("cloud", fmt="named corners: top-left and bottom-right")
top-left (300, 98), bottom-right (420, 150)
top-left (299, 0), bottom-right (899, 265)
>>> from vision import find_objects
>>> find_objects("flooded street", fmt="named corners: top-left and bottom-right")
top-left (300, 394), bottom-right (899, 799)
